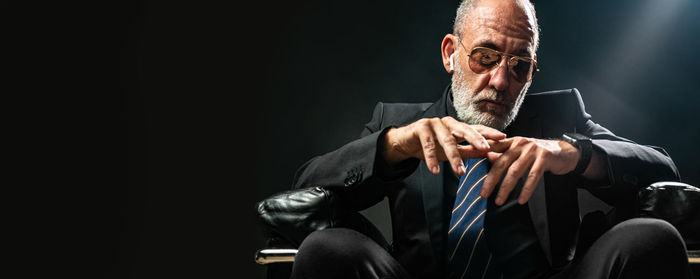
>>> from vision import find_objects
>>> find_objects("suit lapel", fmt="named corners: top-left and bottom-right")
top-left (505, 98), bottom-right (553, 265)
top-left (528, 167), bottom-right (552, 265)
top-left (420, 161), bottom-right (449, 266)
top-left (417, 89), bottom-right (452, 265)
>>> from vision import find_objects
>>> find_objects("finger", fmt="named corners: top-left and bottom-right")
top-left (442, 117), bottom-right (490, 150)
top-left (488, 138), bottom-right (514, 153)
top-left (495, 150), bottom-right (536, 205)
top-left (518, 158), bottom-right (545, 204)
top-left (456, 145), bottom-right (489, 159)
top-left (472, 125), bottom-right (507, 140)
top-left (485, 151), bottom-right (502, 162)
top-left (459, 142), bottom-right (502, 158)
top-left (441, 117), bottom-right (506, 141)
top-left (416, 122), bottom-right (440, 174)
top-left (454, 125), bottom-right (491, 151)
top-left (432, 119), bottom-right (466, 175)
top-left (480, 142), bottom-right (521, 200)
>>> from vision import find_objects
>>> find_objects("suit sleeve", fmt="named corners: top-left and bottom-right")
top-left (291, 102), bottom-right (419, 211)
top-left (570, 88), bottom-right (681, 207)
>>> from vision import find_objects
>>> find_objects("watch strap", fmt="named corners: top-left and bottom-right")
top-left (563, 133), bottom-right (592, 175)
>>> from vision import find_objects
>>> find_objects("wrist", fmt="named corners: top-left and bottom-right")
top-left (382, 127), bottom-right (409, 166)
top-left (558, 140), bottom-right (580, 173)
top-left (561, 133), bottom-right (593, 175)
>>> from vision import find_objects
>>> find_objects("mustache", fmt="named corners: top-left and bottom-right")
top-left (473, 89), bottom-right (513, 107)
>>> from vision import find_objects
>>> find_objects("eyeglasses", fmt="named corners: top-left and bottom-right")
top-left (457, 39), bottom-right (539, 83)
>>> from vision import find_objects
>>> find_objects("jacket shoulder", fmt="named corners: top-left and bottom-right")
top-left (364, 102), bottom-right (433, 134)
top-left (523, 88), bottom-right (587, 117)
top-left (526, 88), bottom-right (582, 104)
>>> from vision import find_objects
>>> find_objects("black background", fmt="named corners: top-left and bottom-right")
top-left (37, 0), bottom-right (699, 278)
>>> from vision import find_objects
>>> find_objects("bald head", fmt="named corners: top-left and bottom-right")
top-left (453, 0), bottom-right (539, 52)
top-left (443, 0), bottom-right (540, 130)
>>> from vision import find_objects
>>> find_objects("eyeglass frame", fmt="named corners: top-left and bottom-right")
top-left (455, 36), bottom-right (540, 82)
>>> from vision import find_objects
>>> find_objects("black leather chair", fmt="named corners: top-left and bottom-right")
top-left (637, 181), bottom-right (700, 268)
top-left (254, 182), bottom-right (700, 278)
top-left (255, 187), bottom-right (389, 279)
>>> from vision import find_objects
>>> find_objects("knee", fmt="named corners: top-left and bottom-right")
top-left (295, 228), bottom-right (376, 264)
top-left (611, 218), bottom-right (686, 259)
top-left (292, 228), bottom-right (403, 279)
top-left (615, 218), bottom-right (683, 243)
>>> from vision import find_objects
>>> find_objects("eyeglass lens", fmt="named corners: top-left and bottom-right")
top-left (468, 48), bottom-right (534, 82)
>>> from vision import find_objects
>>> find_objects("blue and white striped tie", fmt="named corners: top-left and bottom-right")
top-left (448, 158), bottom-right (493, 279)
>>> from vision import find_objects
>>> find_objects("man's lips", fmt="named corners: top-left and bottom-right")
top-left (477, 99), bottom-right (508, 112)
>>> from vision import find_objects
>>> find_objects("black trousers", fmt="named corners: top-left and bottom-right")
top-left (290, 218), bottom-right (692, 279)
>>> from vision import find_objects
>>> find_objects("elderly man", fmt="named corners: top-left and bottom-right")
top-left (288, 0), bottom-right (691, 278)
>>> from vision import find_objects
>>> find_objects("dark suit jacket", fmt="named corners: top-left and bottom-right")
top-left (292, 86), bottom-right (680, 278)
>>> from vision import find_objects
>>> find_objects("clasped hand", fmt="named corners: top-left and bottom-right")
top-left (382, 116), bottom-right (579, 205)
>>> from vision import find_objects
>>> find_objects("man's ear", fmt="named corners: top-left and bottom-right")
top-left (532, 54), bottom-right (538, 78)
top-left (441, 34), bottom-right (458, 74)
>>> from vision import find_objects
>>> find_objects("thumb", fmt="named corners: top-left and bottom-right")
top-left (486, 151), bottom-right (501, 162)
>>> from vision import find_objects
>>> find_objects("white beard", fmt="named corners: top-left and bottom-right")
top-left (451, 51), bottom-right (530, 131)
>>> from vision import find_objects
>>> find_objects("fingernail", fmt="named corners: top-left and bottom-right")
top-left (495, 197), bottom-right (503, 205)
top-left (432, 166), bottom-right (439, 174)
top-left (482, 139), bottom-right (490, 149)
top-left (460, 165), bottom-right (467, 175)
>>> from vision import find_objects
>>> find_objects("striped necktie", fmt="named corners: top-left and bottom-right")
top-left (448, 158), bottom-right (493, 279)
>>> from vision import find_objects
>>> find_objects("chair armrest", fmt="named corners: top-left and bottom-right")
top-left (637, 181), bottom-right (700, 266)
top-left (256, 186), bottom-right (390, 251)
top-left (255, 249), bottom-right (298, 265)
top-left (638, 181), bottom-right (700, 251)
top-left (689, 250), bottom-right (700, 264)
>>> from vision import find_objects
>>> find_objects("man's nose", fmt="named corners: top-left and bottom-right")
top-left (487, 59), bottom-right (510, 91)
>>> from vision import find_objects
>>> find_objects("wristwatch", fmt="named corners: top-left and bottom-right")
top-left (562, 133), bottom-right (592, 175)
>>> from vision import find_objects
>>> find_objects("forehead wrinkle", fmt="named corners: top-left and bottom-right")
top-left (468, 25), bottom-right (534, 54)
